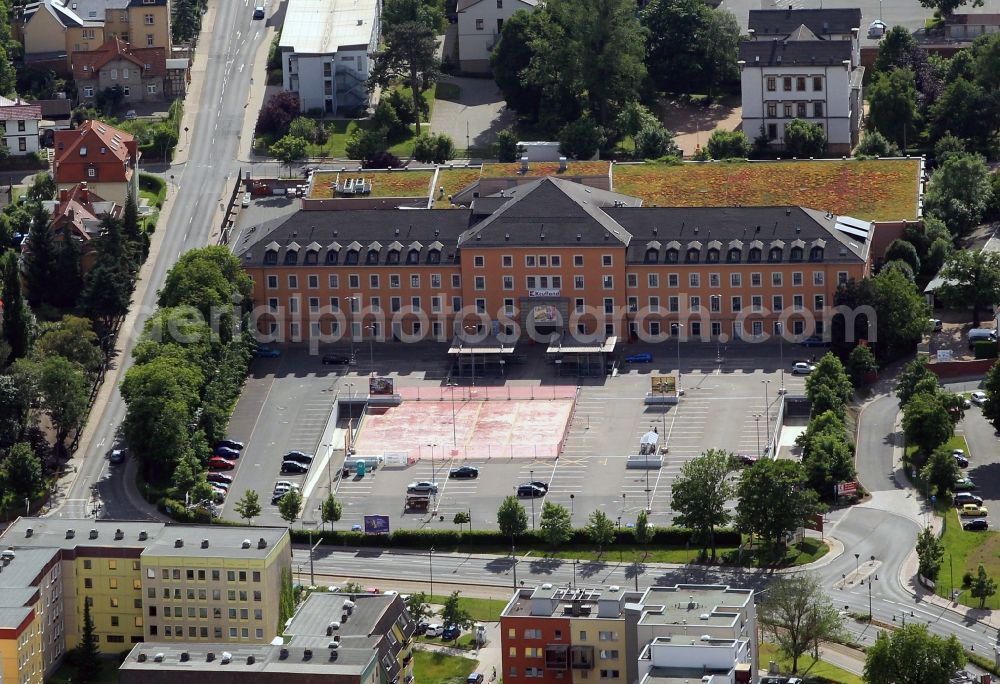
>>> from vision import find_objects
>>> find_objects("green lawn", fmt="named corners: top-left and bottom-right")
top-left (412, 649), bottom-right (477, 684)
top-left (416, 633), bottom-right (479, 650)
top-left (759, 642), bottom-right (864, 684)
top-left (427, 595), bottom-right (508, 622)
top-left (905, 434), bottom-right (969, 461)
top-left (523, 538), bottom-right (827, 568)
top-left (936, 507), bottom-right (1000, 609)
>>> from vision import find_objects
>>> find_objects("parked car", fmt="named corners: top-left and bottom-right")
top-left (271, 491), bottom-right (292, 504)
top-left (407, 481), bottom-right (439, 494)
top-left (414, 621), bottom-right (430, 636)
top-left (467, 674), bottom-right (484, 684)
top-left (953, 449), bottom-right (969, 468)
top-left (791, 362), bottom-right (816, 375)
top-left (273, 481), bottom-right (300, 493)
top-left (955, 477), bottom-right (976, 491)
top-left (252, 3), bottom-right (265, 18)
top-left (625, 352), bottom-right (652, 363)
top-left (206, 472), bottom-right (233, 485)
top-left (736, 453), bottom-right (758, 467)
top-left (322, 353), bottom-right (350, 365)
top-left (868, 19), bottom-right (887, 38)
top-left (971, 391), bottom-right (988, 405)
top-left (424, 624), bottom-right (444, 637)
top-left (210, 480), bottom-right (230, 491)
top-left (209, 487), bottom-right (226, 503)
top-left (517, 484), bottom-right (546, 498)
top-left (955, 493), bottom-right (984, 506)
top-left (283, 451), bottom-right (314, 465)
top-left (215, 439), bottom-right (245, 451)
top-left (214, 446), bottom-right (241, 460)
top-left (281, 460), bottom-right (309, 474)
top-left (799, 335), bottom-right (830, 348)
top-left (929, 318), bottom-right (943, 332)
top-left (241, 192), bottom-right (251, 207)
top-left (109, 449), bottom-right (126, 464)
top-left (964, 519), bottom-right (989, 531)
top-left (529, 481), bottom-right (549, 492)
top-left (256, 346), bottom-right (281, 358)
top-left (960, 504), bottom-right (988, 517)
top-left (449, 466), bottom-right (479, 479)
top-left (124, 109), bottom-right (138, 120)
top-left (208, 457), bottom-right (236, 471)
top-left (441, 625), bottom-right (461, 641)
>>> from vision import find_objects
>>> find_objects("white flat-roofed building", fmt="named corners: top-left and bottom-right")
top-left (279, 0), bottom-right (380, 114)
top-left (456, 0), bottom-right (537, 73)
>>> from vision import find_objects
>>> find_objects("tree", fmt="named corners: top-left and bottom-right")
top-left (633, 508), bottom-right (653, 551)
top-left (24, 202), bottom-right (55, 307)
top-left (0, 374), bottom-right (29, 448)
top-left (707, 129), bottom-right (751, 160)
top-left (896, 358), bottom-right (936, 408)
top-left (321, 493), bottom-right (343, 527)
top-left (2, 251), bottom-right (31, 361)
top-left (670, 448), bottom-right (733, 558)
top-left (345, 127), bottom-right (388, 163)
top-left (36, 355), bottom-right (89, 447)
top-left (157, 247), bottom-right (253, 325)
top-left (255, 91), bottom-right (301, 136)
top-left (368, 15), bottom-right (439, 135)
top-left (585, 510), bottom-right (615, 554)
top-left (234, 489), bottom-right (262, 525)
top-left (491, 9), bottom-right (545, 120)
top-left (405, 592), bottom-right (433, 623)
top-left (4, 442), bottom-right (42, 498)
top-left (902, 392), bottom-right (954, 457)
top-left (278, 488), bottom-right (303, 524)
top-left (492, 127), bottom-right (521, 163)
top-left (885, 239), bottom-right (921, 276)
top-left (269, 135), bottom-right (308, 176)
top-left (854, 130), bottom-right (900, 158)
top-left (783, 119), bottom-right (826, 157)
top-left (497, 496), bottom-right (528, 540)
top-left (51, 223), bottom-right (84, 309)
top-left (539, 501), bottom-right (572, 549)
top-left (76, 599), bottom-right (102, 684)
top-left (864, 623), bottom-right (964, 684)
top-left (982, 360), bottom-right (1000, 431)
top-left (937, 250), bottom-right (1000, 327)
top-left (918, 0), bottom-right (983, 21)
top-left (736, 459), bottom-right (819, 548)
top-left (35, 316), bottom-right (102, 375)
top-left (805, 353), bottom-right (854, 417)
top-left (871, 268), bottom-right (932, 360)
top-left (122, 183), bottom-right (141, 244)
top-left (559, 117), bottom-right (601, 160)
top-left (453, 510), bottom-right (471, 531)
top-left (883, 259), bottom-right (916, 283)
top-left (928, 78), bottom-right (994, 148)
top-left (846, 345), bottom-right (878, 388)
top-left (924, 153), bottom-right (993, 237)
top-left (801, 428), bottom-right (856, 499)
top-left (412, 133), bottom-right (455, 163)
top-left (288, 116), bottom-right (320, 143)
top-left (440, 590), bottom-right (473, 638)
top-left (615, 101), bottom-right (658, 144)
top-left (866, 69), bottom-right (918, 150)
top-left (971, 564), bottom-right (997, 608)
top-left (916, 526), bottom-right (944, 582)
top-left (759, 574), bottom-right (843, 673)
top-left (80, 216), bottom-right (132, 330)
top-left (920, 445), bottom-right (960, 496)
top-left (634, 123), bottom-right (681, 160)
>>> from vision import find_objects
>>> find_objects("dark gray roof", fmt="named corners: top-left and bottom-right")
top-left (119, 641), bottom-right (377, 674)
top-left (787, 23), bottom-right (819, 41)
top-left (748, 8), bottom-right (862, 37)
top-left (458, 176), bottom-right (637, 247)
top-left (606, 206), bottom-right (869, 264)
top-left (0, 547), bottom-right (58, 591)
top-left (739, 38), bottom-right (853, 66)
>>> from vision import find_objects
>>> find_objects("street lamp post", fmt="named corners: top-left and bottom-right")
top-left (854, 553), bottom-right (860, 577)
top-left (346, 382), bottom-right (355, 453)
top-left (753, 414), bottom-right (761, 457)
top-left (365, 324), bottom-right (376, 377)
top-left (447, 382), bottom-right (458, 449)
top-left (529, 468), bottom-right (536, 530)
top-left (429, 547), bottom-right (435, 597)
top-left (569, 493), bottom-right (575, 520)
top-left (869, 555), bottom-right (878, 618)
top-left (347, 297), bottom-right (359, 364)
top-left (776, 322), bottom-right (786, 394)
top-left (511, 541), bottom-right (517, 588)
top-left (427, 443), bottom-right (438, 499)
top-left (464, 324), bottom-right (478, 388)
top-left (761, 380), bottom-right (771, 452)
top-left (672, 323), bottom-right (685, 394)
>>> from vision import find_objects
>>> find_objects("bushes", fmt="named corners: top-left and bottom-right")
top-left (412, 133), bottom-right (455, 163)
top-left (139, 173), bottom-right (166, 208)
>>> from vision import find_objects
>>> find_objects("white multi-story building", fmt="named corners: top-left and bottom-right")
top-left (279, 0), bottom-right (380, 115)
top-left (0, 96), bottom-right (42, 155)
top-left (739, 8), bottom-right (863, 155)
top-left (456, 0), bottom-right (537, 73)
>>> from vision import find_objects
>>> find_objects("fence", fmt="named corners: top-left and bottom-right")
top-left (398, 385), bottom-right (577, 401)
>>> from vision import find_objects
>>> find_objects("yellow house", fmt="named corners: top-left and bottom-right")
top-left (0, 547), bottom-right (66, 684)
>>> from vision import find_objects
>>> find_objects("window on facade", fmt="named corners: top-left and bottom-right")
top-left (790, 246), bottom-right (803, 261)
top-left (386, 249), bottom-right (399, 264)
top-left (766, 76), bottom-right (776, 91)
top-left (325, 249), bottom-right (338, 264)
top-left (768, 247), bottom-right (782, 262)
top-left (767, 103), bottom-right (777, 118)
top-left (813, 102), bottom-right (824, 117)
top-left (727, 248), bottom-right (741, 263)
top-left (644, 248), bottom-right (658, 263)
top-left (706, 248), bottom-right (719, 263)
top-left (428, 249), bottom-right (441, 264)
top-left (772, 272), bottom-right (783, 286)
top-left (345, 250), bottom-right (359, 264)
top-left (813, 76), bottom-right (823, 91)
top-left (810, 246), bottom-right (824, 262)
top-left (797, 102), bottom-right (807, 118)
top-left (783, 103), bottom-right (793, 118)
top-left (732, 296), bottom-right (742, 312)
top-left (685, 248), bottom-right (699, 263)
top-left (648, 273), bottom-right (659, 288)
top-left (662, 248), bottom-right (676, 263)
top-left (783, 77), bottom-right (792, 91)
top-left (767, 123), bottom-right (778, 140)
top-left (748, 248), bottom-right (761, 263)
top-left (796, 76), bottom-right (806, 91)
top-left (475, 18), bottom-right (483, 29)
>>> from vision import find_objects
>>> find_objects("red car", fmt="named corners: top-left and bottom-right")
top-left (208, 457), bottom-right (236, 471)
top-left (206, 472), bottom-right (233, 484)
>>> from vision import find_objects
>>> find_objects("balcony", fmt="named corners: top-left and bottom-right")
top-left (570, 645), bottom-right (594, 670)
top-left (544, 645), bottom-right (568, 671)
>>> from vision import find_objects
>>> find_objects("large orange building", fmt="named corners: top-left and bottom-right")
top-left (235, 176), bottom-right (873, 347)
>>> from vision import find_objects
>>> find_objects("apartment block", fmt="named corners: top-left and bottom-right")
top-left (119, 592), bottom-right (416, 684)
top-left (0, 519), bottom-right (291, 674)
top-left (500, 584), bottom-right (758, 684)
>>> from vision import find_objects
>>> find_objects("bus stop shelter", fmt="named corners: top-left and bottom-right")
top-left (546, 335), bottom-right (618, 377)
top-left (448, 334), bottom-right (519, 379)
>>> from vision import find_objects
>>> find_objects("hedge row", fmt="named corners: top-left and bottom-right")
top-left (290, 526), bottom-right (741, 549)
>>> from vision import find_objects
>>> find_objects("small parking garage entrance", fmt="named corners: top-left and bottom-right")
top-left (521, 298), bottom-right (569, 339)
top-left (545, 335), bottom-right (618, 377)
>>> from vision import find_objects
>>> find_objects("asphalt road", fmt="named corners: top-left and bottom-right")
top-left (54, 0), bottom-right (271, 520)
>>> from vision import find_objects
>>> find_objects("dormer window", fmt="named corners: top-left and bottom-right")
top-left (706, 248), bottom-right (719, 263)
top-left (644, 248), bottom-right (658, 263)
top-left (665, 248), bottom-right (679, 264)
top-left (427, 249), bottom-right (441, 264)
top-left (809, 246), bottom-right (824, 262)
top-left (263, 249), bottom-right (278, 265)
top-left (768, 247), bottom-right (782, 262)
top-left (284, 250), bottom-right (298, 265)
top-left (727, 248), bottom-right (741, 263)
top-left (387, 250), bottom-right (400, 265)
top-left (304, 250), bottom-right (318, 265)
top-left (365, 249), bottom-right (379, 265)
top-left (345, 249), bottom-right (359, 265)
top-left (406, 249), bottom-right (420, 264)
top-left (790, 246), bottom-right (803, 262)
top-left (748, 248), bottom-right (761, 263)
top-left (685, 248), bottom-right (700, 264)
top-left (325, 250), bottom-right (338, 264)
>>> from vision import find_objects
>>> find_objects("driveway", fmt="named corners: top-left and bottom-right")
top-left (430, 76), bottom-right (514, 153)
top-left (656, 95), bottom-right (743, 156)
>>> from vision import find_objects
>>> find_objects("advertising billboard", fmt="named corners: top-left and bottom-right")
top-left (363, 515), bottom-right (390, 535)
top-left (369, 377), bottom-right (394, 395)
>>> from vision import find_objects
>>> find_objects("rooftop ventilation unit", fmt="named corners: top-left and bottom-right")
top-left (139, 530), bottom-right (148, 540)
top-left (258, 538), bottom-right (267, 549)
top-left (114, 529), bottom-right (123, 540)
top-left (220, 652), bottom-right (232, 665)
top-left (153, 653), bottom-right (165, 663)
top-left (174, 538), bottom-right (183, 548)
top-left (246, 655), bottom-right (255, 665)
top-left (25, 528), bottom-right (32, 538)
top-left (66, 529), bottom-right (75, 539)
top-left (180, 652), bottom-right (189, 662)
top-left (137, 654), bottom-right (147, 662)
top-left (89, 529), bottom-right (98, 539)
top-left (201, 539), bottom-right (209, 549)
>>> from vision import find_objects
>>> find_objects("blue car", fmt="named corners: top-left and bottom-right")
top-left (441, 625), bottom-right (461, 641)
top-left (256, 346), bottom-right (281, 358)
top-left (214, 446), bottom-right (240, 460)
top-left (625, 352), bottom-right (652, 363)
top-left (799, 336), bottom-right (830, 348)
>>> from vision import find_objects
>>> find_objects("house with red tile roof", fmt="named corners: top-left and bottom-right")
top-left (0, 96), bottom-right (42, 155)
top-left (72, 36), bottom-right (166, 103)
top-left (24, 182), bottom-right (122, 273)
top-left (53, 119), bottom-right (139, 205)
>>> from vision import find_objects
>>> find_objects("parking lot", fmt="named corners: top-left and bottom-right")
top-left (945, 380), bottom-right (1000, 530)
top-left (219, 340), bottom-right (811, 529)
